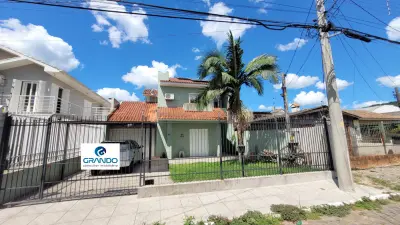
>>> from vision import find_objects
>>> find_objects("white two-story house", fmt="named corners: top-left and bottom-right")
top-left (0, 46), bottom-right (110, 117)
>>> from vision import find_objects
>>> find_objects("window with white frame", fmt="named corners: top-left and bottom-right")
top-left (189, 93), bottom-right (198, 103)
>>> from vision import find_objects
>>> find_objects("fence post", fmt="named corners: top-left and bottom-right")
top-left (379, 121), bottom-right (387, 155)
top-left (218, 113), bottom-right (223, 180)
top-left (60, 123), bottom-right (70, 180)
top-left (274, 118), bottom-right (283, 175)
top-left (323, 117), bottom-right (334, 170)
top-left (39, 117), bottom-right (53, 199)
top-left (0, 114), bottom-right (11, 203)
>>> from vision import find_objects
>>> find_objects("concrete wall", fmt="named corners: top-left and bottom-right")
top-left (156, 121), bottom-right (220, 159)
top-left (0, 156), bottom-right (80, 204)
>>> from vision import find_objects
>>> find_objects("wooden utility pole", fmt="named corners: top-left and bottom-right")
top-left (394, 87), bottom-right (400, 107)
top-left (316, 0), bottom-right (354, 191)
top-left (281, 73), bottom-right (290, 127)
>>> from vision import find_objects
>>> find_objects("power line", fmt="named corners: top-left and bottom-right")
top-left (295, 38), bottom-right (319, 75)
top-left (336, 35), bottom-right (382, 100)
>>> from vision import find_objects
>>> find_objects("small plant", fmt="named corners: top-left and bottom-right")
top-left (270, 204), bottom-right (307, 222)
top-left (305, 211), bottom-right (321, 220)
top-left (152, 222), bottom-right (166, 225)
top-left (184, 216), bottom-right (195, 225)
top-left (231, 211), bottom-right (282, 225)
top-left (392, 184), bottom-right (400, 191)
top-left (389, 195), bottom-right (400, 202)
top-left (311, 204), bottom-right (352, 217)
top-left (353, 197), bottom-right (389, 211)
top-left (207, 215), bottom-right (230, 225)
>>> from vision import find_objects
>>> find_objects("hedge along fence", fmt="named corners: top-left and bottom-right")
top-left (350, 154), bottom-right (400, 169)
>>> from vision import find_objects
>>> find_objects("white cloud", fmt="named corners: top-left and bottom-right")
top-left (202, 0), bottom-right (211, 7)
top-left (376, 75), bottom-right (400, 88)
top-left (276, 38), bottom-right (308, 51)
top-left (294, 91), bottom-right (327, 106)
top-left (273, 73), bottom-right (319, 89)
top-left (0, 18), bottom-right (80, 72)
top-left (192, 47), bottom-right (201, 53)
top-left (315, 78), bottom-right (353, 91)
top-left (122, 60), bottom-right (182, 88)
top-left (258, 105), bottom-right (283, 111)
top-left (352, 100), bottom-right (388, 109)
top-left (86, 0), bottom-right (149, 48)
top-left (99, 40), bottom-right (108, 45)
top-left (200, 2), bottom-right (254, 48)
top-left (386, 17), bottom-right (400, 41)
top-left (258, 8), bottom-right (268, 14)
top-left (195, 56), bottom-right (203, 60)
top-left (97, 88), bottom-right (139, 101)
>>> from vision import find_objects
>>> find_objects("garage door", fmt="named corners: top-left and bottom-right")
top-left (108, 128), bottom-right (155, 159)
top-left (189, 129), bottom-right (209, 157)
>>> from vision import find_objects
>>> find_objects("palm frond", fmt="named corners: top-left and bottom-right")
top-left (245, 55), bottom-right (277, 75)
top-left (246, 76), bottom-right (264, 96)
top-left (197, 51), bottom-right (226, 79)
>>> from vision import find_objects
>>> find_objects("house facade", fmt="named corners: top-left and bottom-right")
top-left (0, 46), bottom-right (111, 117)
top-left (156, 72), bottom-right (226, 159)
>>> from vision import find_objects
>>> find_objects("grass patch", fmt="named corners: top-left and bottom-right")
top-left (311, 204), bottom-right (352, 217)
top-left (183, 211), bottom-right (282, 225)
top-left (270, 204), bottom-right (307, 222)
top-left (305, 211), bottom-right (321, 220)
top-left (389, 195), bottom-right (400, 202)
top-left (353, 197), bottom-right (390, 211)
top-left (367, 176), bottom-right (400, 192)
top-left (169, 160), bottom-right (316, 182)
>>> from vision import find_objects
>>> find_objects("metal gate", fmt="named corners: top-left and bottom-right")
top-left (0, 114), bottom-right (152, 206)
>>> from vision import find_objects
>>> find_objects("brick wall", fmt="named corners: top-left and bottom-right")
top-left (350, 154), bottom-right (400, 169)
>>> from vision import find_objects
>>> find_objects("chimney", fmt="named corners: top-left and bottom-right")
top-left (291, 103), bottom-right (300, 113)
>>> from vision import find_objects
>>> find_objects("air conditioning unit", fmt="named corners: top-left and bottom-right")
top-left (165, 93), bottom-right (174, 100)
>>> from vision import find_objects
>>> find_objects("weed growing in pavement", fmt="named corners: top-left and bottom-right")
top-left (353, 197), bottom-right (390, 211)
top-left (270, 204), bottom-right (307, 222)
top-left (389, 195), bottom-right (400, 202)
top-left (367, 176), bottom-right (400, 191)
top-left (310, 204), bottom-right (352, 217)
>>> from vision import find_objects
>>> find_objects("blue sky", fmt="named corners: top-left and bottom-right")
top-left (1, 0), bottom-right (400, 111)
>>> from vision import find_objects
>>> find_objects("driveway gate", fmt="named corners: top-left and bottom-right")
top-left (0, 114), bottom-right (153, 206)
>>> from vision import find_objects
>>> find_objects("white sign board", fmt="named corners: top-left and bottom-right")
top-left (81, 143), bottom-right (120, 170)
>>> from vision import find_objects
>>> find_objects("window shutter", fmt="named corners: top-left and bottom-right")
top-left (8, 79), bottom-right (22, 112)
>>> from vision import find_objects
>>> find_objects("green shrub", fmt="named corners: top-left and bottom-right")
top-left (311, 204), bottom-right (352, 217)
top-left (305, 211), bottom-right (321, 220)
top-left (152, 222), bottom-right (165, 225)
top-left (270, 204), bottom-right (306, 222)
top-left (231, 211), bottom-right (282, 225)
top-left (207, 215), bottom-right (231, 225)
top-left (392, 184), bottom-right (400, 191)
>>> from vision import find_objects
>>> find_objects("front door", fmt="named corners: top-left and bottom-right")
top-left (20, 81), bottom-right (38, 112)
top-left (189, 129), bottom-right (209, 157)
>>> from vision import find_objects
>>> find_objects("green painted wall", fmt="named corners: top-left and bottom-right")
top-left (156, 121), bottom-right (220, 159)
top-left (158, 86), bottom-right (204, 108)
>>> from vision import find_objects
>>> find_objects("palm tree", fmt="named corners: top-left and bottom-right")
top-left (197, 31), bottom-right (278, 152)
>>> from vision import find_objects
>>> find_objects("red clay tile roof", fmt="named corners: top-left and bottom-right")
top-left (108, 102), bottom-right (157, 122)
top-left (158, 107), bottom-right (226, 121)
top-left (143, 89), bottom-right (158, 97)
top-left (161, 77), bottom-right (208, 85)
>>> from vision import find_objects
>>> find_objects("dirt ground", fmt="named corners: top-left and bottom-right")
top-left (288, 166), bottom-right (400, 225)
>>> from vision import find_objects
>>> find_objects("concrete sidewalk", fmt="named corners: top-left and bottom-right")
top-left (0, 180), bottom-right (386, 225)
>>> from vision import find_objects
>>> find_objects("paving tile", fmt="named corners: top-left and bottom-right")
top-left (242, 198), bottom-right (271, 211)
top-left (18, 204), bottom-right (53, 216)
top-left (95, 197), bottom-right (121, 207)
top-left (180, 196), bottom-right (203, 208)
top-left (218, 194), bottom-right (240, 203)
top-left (118, 195), bottom-right (138, 205)
top-left (0, 206), bottom-right (28, 221)
top-left (134, 211), bottom-right (161, 225)
top-left (108, 214), bottom-right (135, 225)
top-left (160, 198), bottom-right (182, 210)
top-left (223, 200), bottom-right (251, 212)
top-left (55, 221), bottom-right (83, 225)
top-left (198, 194), bottom-right (220, 205)
top-left (235, 190), bottom-right (256, 200)
top-left (44, 201), bottom-right (77, 213)
top-left (112, 203), bottom-right (139, 216)
top-left (81, 218), bottom-right (110, 225)
top-left (2, 214), bottom-right (39, 225)
top-left (160, 208), bottom-right (184, 220)
top-left (57, 209), bottom-right (91, 223)
top-left (85, 206), bottom-right (115, 220)
top-left (69, 199), bottom-right (99, 211)
top-left (163, 213), bottom-right (186, 225)
top-left (203, 202), bottom-right (231, 217)
top-left (137, 200), bottom-right (160, 213)
top-left (29, 212), bottom-right (66, 225)
top-left (183, 207), bottom-right (209, 221)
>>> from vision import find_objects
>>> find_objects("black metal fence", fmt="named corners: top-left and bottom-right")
top-left (143, 119), bottom-right (333, 185)
top-left (0, 114), bottom-right (333, 206)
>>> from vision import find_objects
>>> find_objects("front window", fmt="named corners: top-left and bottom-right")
top-left (21, 81), bottom-right (38, 112)
top-left (189, 93), bottom-right (198, 103)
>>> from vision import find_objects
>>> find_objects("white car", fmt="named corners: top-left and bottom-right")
top-left (91, 140), bottom-right (143, 176)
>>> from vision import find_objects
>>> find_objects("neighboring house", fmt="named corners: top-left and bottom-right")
top-left (359, 104), bottom-right (400, 113)
top-left (156, 72), bottom-right (226, 159)
top-left (0, 46), bottom-right (111, 117)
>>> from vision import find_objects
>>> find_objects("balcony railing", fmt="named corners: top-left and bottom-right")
top-left (11, 95), bottom-right (110, 117)
top-left (183, 102), bottom-right (213, 111)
